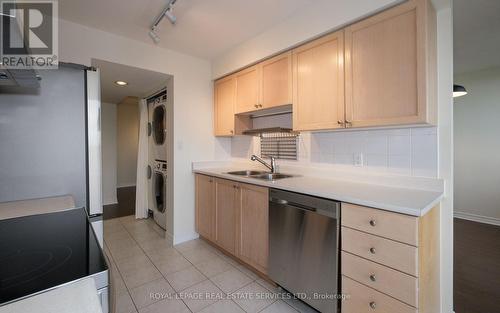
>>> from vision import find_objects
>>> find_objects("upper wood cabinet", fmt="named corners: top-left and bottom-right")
top-left (195, 175), bottom-right (215, 242)
top-left (260, 51), bottom-right (292, 110)
top-left (214, 178), bottom-right (239, 255)
top-left (344, 0), bottom-right (436, 127)
top-left (292, 31), bottom-right (345, 131)
top-left (235, 66), bottom-right (260, 113)
top-left (237, 183), bottom-right (269, 274)
top-left (214, 75), bottom-right (236, 136)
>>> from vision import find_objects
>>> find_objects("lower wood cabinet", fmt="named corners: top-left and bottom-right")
top-left (237, 183), bottom-right (269, 274)
top-left (214, 178), bottom-right (239, 255)
top-left (195, 174), bottom-right (269, 275)
top-left (341, 203), bottom-right (440, 313)
top-left (195, 175), bottom-right (216, 241)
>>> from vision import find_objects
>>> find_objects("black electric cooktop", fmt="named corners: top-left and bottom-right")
top-left (0, 208), bottom-right (108, 305)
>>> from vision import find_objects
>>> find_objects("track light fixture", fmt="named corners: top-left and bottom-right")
top-left (149, 0), bottom-right (177, 44)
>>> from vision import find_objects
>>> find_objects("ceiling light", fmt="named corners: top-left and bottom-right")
top-left (453, 84), bottom-right (467, 98)
top-left (115, 80), bottom-right (128, 86)
top-left (149, 0), bottom-right (178, 43)
top-left (149, 30), bottom-right (160, 44)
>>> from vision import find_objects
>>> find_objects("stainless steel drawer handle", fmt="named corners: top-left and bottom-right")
top-left (369, 274), bottom-right (376, 282)
top-left (369, 219), bottom-right (376, 226)
top-left (369, 247), bottom-right (376, 254)
top-left (369, 301), bottom-right (376, 309)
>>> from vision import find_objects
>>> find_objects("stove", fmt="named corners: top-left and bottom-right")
top-left (0, 208), bottom-right (109, 310)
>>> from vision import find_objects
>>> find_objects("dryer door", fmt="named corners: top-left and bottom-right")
top-left (153, 171), bottom-right (165, 213)
top-left (152, 105), bottom-right (166, 146)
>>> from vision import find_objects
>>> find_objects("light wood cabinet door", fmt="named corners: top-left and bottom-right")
top-left (235, 66), bottom-right (260, 114)
top-left (292, 31), bottom-right (345, 131)
top-left (237, 183), bottom-right (269, 274)
top-left (344, 0), bottom-right (436, 127)
top-left (214, 75), bottom-right (236, 136)
top-left (260, 51), bottom-right (292, 109)
top-left (215, 178), bottom-right (239, 254)
top-left (195, 174), bottom-right (215, 241)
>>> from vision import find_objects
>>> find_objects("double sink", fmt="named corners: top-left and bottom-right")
top-left (226, 170), bottom-right (294, 181)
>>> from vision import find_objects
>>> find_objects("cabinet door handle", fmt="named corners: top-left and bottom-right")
top-left (369, 274), bottom-right (376, 282)
top-left (345, 120), bottom-right (352, 127)
top-left (230, 130), bottom-right (234, 134)
top-left (369, 301), bottom-right (376, 309)
top-left (337, 120), bottom-right (345, 126)
top-left (254, 104), bottom-right (259, 108)
top-left (259, 104), bottom-right (263, 108)
top-left (369, 247), bottom-right (376, 254)
top-left (369, 219), bottom-right (376, 227)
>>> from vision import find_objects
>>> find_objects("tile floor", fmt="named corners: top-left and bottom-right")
top-left (103, 215), bottom-right (317, 313)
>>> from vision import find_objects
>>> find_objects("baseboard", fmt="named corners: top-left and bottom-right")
top-left (454, 211), bottom-right (500, 226)
top-left (103, 200), bottom-right (118, 206)
top-left (173, 232), bottom-right (200, 246)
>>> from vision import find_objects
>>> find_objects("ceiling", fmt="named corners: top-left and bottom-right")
top-left (92, 59), bottom-right (170, 103)
top-left (59, 0), bottom-right (311, 60)
top-left (454, 0), bottom-right (500, 74)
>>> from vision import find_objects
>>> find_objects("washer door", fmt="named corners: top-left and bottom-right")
top-left (152, 105), bottom-right (165, 145)
top-left (153, 172), bottom-right (165, 213)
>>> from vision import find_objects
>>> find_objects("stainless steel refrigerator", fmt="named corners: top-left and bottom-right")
top-left (0, 63), bottom-right (103, 244)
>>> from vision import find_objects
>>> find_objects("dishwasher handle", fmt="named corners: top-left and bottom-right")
top-left (270, 197), bottom-right (317, 212)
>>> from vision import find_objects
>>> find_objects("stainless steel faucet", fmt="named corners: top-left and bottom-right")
top-left (251, 155), bottom-right (277, 173)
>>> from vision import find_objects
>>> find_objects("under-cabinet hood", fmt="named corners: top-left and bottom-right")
top-left (0, 68), bottom-right (41, 88)
top-left (242, 127), bottom-right (295, 136)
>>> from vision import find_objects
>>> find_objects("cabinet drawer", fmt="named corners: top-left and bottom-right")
top-left (342, 252), bottom-right (417, 307)
top-left (341, 227), bottom-right (417, 276)
top-left (341, 203), bottom-right (418, 246)
top-left (342, 276), bottom-right (417, 313)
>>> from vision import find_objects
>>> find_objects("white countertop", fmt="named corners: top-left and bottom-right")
top-left (193, 163), bottom-right (444, 217)
top-left (0, 279), bottom-right (103, 313)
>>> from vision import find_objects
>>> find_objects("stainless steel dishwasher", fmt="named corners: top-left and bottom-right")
top-left (268, 189), bottom-right (340, 313)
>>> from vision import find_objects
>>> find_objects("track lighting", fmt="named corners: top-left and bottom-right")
top-left (149, 0), bottom-right (178, 44)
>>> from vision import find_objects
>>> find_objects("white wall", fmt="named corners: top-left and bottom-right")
top-left (58, 18), bottom-right (231, 244)
top-left (117, 97), bottom-right (139, 187)
top-left (101, 102), bottom-right (117, 205)
top-left (454, 67), bottom-right (500, 224)
top-left (212, 0), bottom-right (402, 78)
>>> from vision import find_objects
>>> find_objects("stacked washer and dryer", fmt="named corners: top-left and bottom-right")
top-left (147, 91), bottom-right (167, 230)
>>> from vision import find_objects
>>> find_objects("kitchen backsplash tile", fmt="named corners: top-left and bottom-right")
top-left (231, 126), bottom-right (438, 178)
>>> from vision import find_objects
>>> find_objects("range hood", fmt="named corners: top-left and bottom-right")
top-left (0, 68), bottom-right (41, 88)
top-left (242, 127), bottom-right (296, 136)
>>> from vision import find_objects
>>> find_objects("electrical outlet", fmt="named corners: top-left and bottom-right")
top-left (353, 153), bottom-right (364, 167)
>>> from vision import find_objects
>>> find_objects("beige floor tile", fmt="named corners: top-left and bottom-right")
top-left (110, 244), bottom-right (145, 261)
top-left (155, 254), bottom-right (192, 276)
top-left (111, 272), bottom-right (128, 294)
top-left (283, 297), bottom-right (317, 313)
top-left (122, 265), bottom-right (163, 289)
top-left (232, 282), bottom-right (276, 313)
top-left (115, 291), bottom-right (137, 313)
top-left (198, 299), bottom-right (245, 313)
top-left (138, 298), bottom-right (189, 313)
top-left (139, 237), bottom-right (173, 252)
top-left (210, 268), bottom-right (253, 293)
top-left (194, 255), bottom-right (234, 278)
top-left (235, 264), bottom-right (260, 280)
top-left (165, 266), bottom-right (206, 292)
top-left (146, 246), bottom-right (182, 264)
top-left (129, 278), bottom-right (174, 309)
top-left (179, 280), bottom-right (224, 312)
top-left (260, 300), bottom-right (299, 313)
top-left (255, 278), bottom-right (281, 293)
top-left (215, 252), bottom-right (242, 267)
top-left (115, 253), bottom-right (151, 274)
top-left (174, 238), bottom-right (210, 253)
top-left (180, 246), bottom-right (218, 264)
top-left (131, 229), bottom-right (161, 243)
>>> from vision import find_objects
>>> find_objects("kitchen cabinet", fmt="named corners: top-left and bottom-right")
top-left (341, 203), bottom-right (440, 313)
top-left (344, 0), bottom-right (436, 127)
top-left (260, 51), bottom-right (292, 110)
top-left (195, 175), bottom-right (269, 275)
top-left (292, 31), bottom-right (345, 131)
top-left (214, 178), bottom-right (239, 255)
top-left (214, 75), bottom-right (236, 136)
top-left (235, 66), bottom-right (260, 113)
top-left (195, 175), bottom-right (215, 241)
top-left (237, 183), bottom-right (269, 274)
